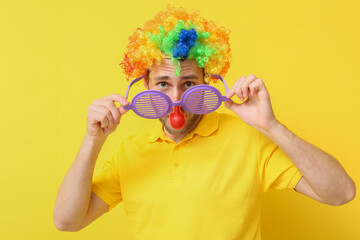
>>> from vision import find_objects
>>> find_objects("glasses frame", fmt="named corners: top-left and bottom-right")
top-left (123, 74), bottom-right (230, 119)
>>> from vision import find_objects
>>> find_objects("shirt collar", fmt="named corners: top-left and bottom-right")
top-left (147, 111), bottom-right (220, 143)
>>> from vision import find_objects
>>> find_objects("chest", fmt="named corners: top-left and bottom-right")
top-left (120, 139), bottom-right (261, 208)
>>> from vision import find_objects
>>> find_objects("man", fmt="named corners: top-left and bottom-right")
top-left (54, 6), bottom-right (356, 240)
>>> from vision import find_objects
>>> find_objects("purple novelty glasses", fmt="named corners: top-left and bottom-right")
top-left (123, 74), bottom-right (230, 119)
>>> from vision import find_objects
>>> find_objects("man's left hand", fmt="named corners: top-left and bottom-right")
top-left (224, 74), bottom-right (278, 131)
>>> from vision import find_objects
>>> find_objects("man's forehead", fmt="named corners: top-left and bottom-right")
top-left (149, 58), bottom-right (202, 79)
top-left (152, 74), bottom-right (199, 81)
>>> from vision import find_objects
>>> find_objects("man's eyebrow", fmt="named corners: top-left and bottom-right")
top-left (153, 76), bottom-right (171, 81)
top-left (180, 75), bottom-right (198, 80)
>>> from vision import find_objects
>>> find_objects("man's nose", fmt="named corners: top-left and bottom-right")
top-left (169, 87), bottom-right (183, 102)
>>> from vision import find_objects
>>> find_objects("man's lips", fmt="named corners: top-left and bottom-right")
top-left (167, 114), bottom-right (188, 118)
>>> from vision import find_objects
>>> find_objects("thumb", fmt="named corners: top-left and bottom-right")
top-left (118, 105), bottom-right (130, 115)
top-left (224, 99), bottom-right (238, 111)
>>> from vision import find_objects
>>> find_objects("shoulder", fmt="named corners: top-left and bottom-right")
top-left (216, 112), bottom-right (256, 136)
top-left (218, 112), bottom-right (241, 124)
top-left (120, 132), bottom-right (148, 146)
top-left (117, 129), bottom-right (153, 151)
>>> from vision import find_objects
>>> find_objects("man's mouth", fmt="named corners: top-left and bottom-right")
top-left (166, 114), bottom-right (188, 118)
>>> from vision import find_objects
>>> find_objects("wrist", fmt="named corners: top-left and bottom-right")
top-left (257, 119), bottom-right (282, 137)
top-left (84, 134), bottom-right (107, 146)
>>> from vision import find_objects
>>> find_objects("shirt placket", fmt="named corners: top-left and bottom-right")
top-left (169, 144), bottom-right (183, 186)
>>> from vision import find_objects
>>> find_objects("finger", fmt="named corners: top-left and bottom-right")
top-left (101, 93), bottom-right (129, 106)
top-left (226, 79), bottom-right (239, 98)
top-left (88, 104), bottom-right (115, 128)
top-left (89, 105), bottom-right (114, 128)
top-left (118, 106), bottom-right (130, 116)
top-left (88, 111), bottom-right (110, 128)
top-left (224, 99), bottom-right (240, 111)
top-left (227, 77), bottom-right (243, 99)
top-left (91, 99), bottom-right (103, 106)
top-left (241, 74), bottom-right (257, 98)
top-left (234, 76), bottom-right (247, 101)
top-left (224, 99), bottom-right (234, 110)
top-left (93, 98), bottom-right (129, 120)
top-left (249, 78), bottom-right (263, 96)
top-left (102, 101), bottom-right (121, 125)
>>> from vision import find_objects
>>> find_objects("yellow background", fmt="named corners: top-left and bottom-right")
top-left (0, 0), bottom-right (359, 239)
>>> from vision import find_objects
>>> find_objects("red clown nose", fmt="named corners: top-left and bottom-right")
top-left (169, 106), bottom-right (186, 129)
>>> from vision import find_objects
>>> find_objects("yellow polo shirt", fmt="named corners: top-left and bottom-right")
top-left (92, 111), bottom-right (303, 240)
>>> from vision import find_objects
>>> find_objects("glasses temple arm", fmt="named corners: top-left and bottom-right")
top-left (210, 74), bottom-right (230, 93)
top-left (125, 75), bottom-right (146, 99)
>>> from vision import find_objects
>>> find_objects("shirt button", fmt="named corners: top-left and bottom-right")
top-left (174, 162), bottom-right (179, 167)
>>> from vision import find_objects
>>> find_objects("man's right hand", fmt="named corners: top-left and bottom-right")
top-left (86, 93), bottom-right (130, 140)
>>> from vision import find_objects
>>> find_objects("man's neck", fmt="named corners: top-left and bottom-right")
top-left (164, 115), bottom-right (203, 143)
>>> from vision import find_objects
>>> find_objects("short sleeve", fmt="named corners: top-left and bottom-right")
top-left (257, 130), bottom-right (303, 193)
top-left (92, 146), bottom-right (122, 211)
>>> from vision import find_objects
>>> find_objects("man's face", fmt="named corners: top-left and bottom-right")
top-left (145, 57), bottom-right (205, 135)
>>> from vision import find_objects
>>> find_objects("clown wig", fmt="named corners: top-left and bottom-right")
top-left (119, 5), bottom-right (232, 83)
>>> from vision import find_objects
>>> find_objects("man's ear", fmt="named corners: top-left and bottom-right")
top-left (202, 68), bottom-right (207, 85)
top-left (144, 76), bottom-right (149, 90)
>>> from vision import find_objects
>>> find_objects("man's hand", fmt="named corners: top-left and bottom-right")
top-left (224, 74), bottom-right (278, 131)
top-left (86, 93), bottom-right (129, 140)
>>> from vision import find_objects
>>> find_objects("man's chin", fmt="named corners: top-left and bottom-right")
top-left (159, 118), bottom-right (186, 135)
top-left (159, 113), bottom-right (202, 135)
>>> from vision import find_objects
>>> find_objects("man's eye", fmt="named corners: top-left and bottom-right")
top-left (185, 81), bottom-right (195, 88)
top-left (158, 82), bottom-right (167, 88)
